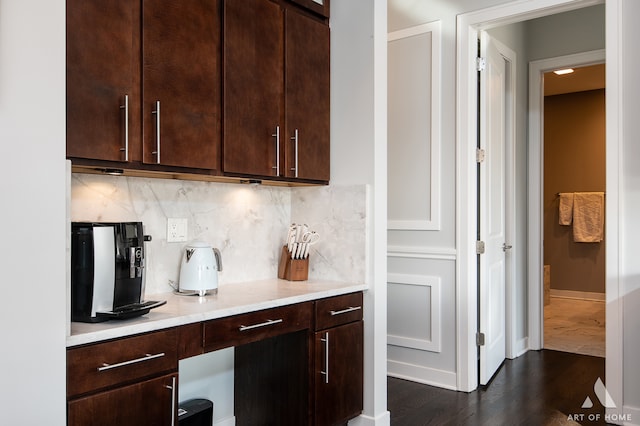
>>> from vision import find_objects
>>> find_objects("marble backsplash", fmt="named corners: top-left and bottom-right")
top-left (70, 173), bottom-right (367, 295)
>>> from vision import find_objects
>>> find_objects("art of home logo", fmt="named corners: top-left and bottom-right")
top-left (567, 377), bottom-right (632, 423)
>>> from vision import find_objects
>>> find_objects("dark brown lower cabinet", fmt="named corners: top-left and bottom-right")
top-left (314, 321), bottom-right (364, 426)
top-left (66, 293), bottom-right (363, 426)
top-left (234, 331), bottom-right (310, 425)
top-left (67, 373), bottom-right (177, 426)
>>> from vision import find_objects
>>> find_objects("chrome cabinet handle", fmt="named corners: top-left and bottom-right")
top-left (272, 126), bottom-right (280, 176)
top-left (97, 352), bottom-right (165, 372)
top-left (119, 94), bottom-right (129, 161)
top-left (321, 331), bottom-right (329, 384)
top-left (330, 306), bottom-right (362, 316)
top-left (239, 318), bottom-right (283, 331)
top-left (151, 100), bottom-right (161, 163)
top-left (290, 129), bottom-right (299, 178)
top-left (164, 376), bottom-right (177, 426)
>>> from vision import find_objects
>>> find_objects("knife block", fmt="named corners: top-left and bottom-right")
top-left (277, 245), bottom-right (309, 281)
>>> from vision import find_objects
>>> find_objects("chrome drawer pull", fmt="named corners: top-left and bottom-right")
top-left (119, 94), bottom-right (129, 161)
top-left (165, 376), bottom-right (177, 426)
top-left (239, 318), bottom-right (283, 332)
top-left (272, 126), bottom-right (280, 176)
top-left (151, 100), bottom-right (161, 163)
top-left (321, 331), bottom-right (329, 384)
top-left (290, 128), bottom-right (299, 177)
top-left (329, 306), bottom-right (362, 316)
top-left (97, 352), bottom-right (166, 372)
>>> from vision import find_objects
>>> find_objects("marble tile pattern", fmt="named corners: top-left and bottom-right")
top-left (544, 297), bottom-right (605, 358)
top-left (291, 185), bottom-right (368, 283)
top-left (71, 174), bottom-right (367, 295)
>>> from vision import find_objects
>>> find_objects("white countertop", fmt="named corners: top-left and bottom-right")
top-left (67, 279), bottom-right (367, 348)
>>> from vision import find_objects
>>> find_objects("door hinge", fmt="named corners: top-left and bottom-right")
top-left (476, 148), bottom-right (485, 163)
top-left (476, 332), bottom-right (486, 346)
top-left (476, 57), bottom-right (486, 72)
top-left (476, 240), bottom-right (485, 254)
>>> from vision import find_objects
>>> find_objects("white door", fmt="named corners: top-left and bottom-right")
top-left (478, 31), bottom-right (508, 385)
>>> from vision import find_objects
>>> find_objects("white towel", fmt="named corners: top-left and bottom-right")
top-left (558, 193), bottom-right (574, 226)
top-left (572, 192), bottom-right (604, 243)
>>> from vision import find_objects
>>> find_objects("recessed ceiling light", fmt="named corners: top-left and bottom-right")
top-left (553, 68), bottom-right (575, 75)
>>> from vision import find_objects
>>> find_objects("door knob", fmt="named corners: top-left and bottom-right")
top-left (502, 243), bottom-right (513, 252)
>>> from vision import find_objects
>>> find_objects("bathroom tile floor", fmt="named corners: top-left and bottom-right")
top-left (544, 296), bottom-right (605, 358)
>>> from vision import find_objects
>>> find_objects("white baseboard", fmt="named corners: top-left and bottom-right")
top-left (348, 410), bottom-right (391, 426)
top-left (620, 404), bottom-right (640, 426)
top-left (387, 359), bottom-right (457, 390)
top-left (214, 416), bottom-right (236, 426)
top-left (508, 337), bottom-right (529, 359)
top-left (550, 289), bottom-right (606, 301)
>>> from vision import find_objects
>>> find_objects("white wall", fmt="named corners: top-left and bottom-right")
top-left (387, 0), bottom-right (514, 390)
top-left (526, 4), bottom-right (605, 61)
top-left (0, 1), bottom-right (67, 424)
top-left (331, 0), bottom-right (390, 423)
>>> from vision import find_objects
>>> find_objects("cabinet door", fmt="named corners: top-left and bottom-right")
top-left (223, 0), bottom-right (284, 177)
top-left (315, 321), bottom-right (364, 426)
top-left (68, 373), bottom-right (177, 426)
top-left (285, 10), bottom-right (330, 181)
top-left (67, 0), bottom-right (140, 163)
top-left (142, 0), bottom-right (221, 170)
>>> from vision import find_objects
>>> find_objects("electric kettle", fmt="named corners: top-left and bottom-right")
top-left (178, 241), bottom-right (223, 296)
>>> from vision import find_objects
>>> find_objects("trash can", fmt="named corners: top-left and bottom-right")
top-left (178, 399), bottom-right (213, 426)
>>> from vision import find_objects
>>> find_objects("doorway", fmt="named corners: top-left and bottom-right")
top-left (456, 0), bottom-right (618, 397)
top-left (536, 61), bottom-right (606, 358)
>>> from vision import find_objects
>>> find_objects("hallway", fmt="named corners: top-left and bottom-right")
top-left (544, 297), bottom-right (605, 358)
top-left (388, 350), bottom-right (607, 425)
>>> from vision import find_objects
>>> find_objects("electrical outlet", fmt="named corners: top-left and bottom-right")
top-left (167, 218), bottom-right (188, 243)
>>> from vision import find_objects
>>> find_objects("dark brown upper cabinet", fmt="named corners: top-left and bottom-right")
top-left (66, 0), bottom-right (141, 163)
top-left (223, 0), bottom-right (330, 183)
top-left (222, 0), bottom-right (284, 179)
top-left (284, 9), bottom-right (330, 182)
top-left (142, 0), bottom-right (221, 170)
top-left (67, 0), bottom-right (327, 184)
top-left (66, 0), bottom-right (222, 174)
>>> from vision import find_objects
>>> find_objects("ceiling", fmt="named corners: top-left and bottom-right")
top-left (544, 63), bottom-right (605, 96)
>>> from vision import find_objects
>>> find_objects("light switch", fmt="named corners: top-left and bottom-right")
top-left (167, 218), bottom-right (188, 243)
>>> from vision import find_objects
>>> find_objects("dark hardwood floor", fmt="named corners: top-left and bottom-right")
top-left (388, 350), bottom-right (610, 425)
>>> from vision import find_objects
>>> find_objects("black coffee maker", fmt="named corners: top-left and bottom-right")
top-left (71, 221), bottom-right (165, 322)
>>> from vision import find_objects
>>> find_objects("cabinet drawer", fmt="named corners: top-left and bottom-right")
top-left (203, 302), bottom-right (312, 352)
top-left (67, 328), bottom-right (178, 398)
top-left (68, 373), bottom-right (177, 426)
top-left (315, 292), bottom-right (363, 331)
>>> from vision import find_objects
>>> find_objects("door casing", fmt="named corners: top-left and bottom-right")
top-left (455, 0), bottom-right (619, 402)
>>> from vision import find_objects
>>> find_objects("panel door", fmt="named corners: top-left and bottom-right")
top-left (223, 0), bottom-right (284, 177)
top-left (66, 0), bottom-right (140, 162)
top-left (142, 0), bottom-right (221, 170)
top-left (68, 374), bottom-right (177, 426)
top-left (478, 31), bottom-right (507, 386)
top-left (284, 10), bottom-right (330, 182)
top-left (314, 321), bottom-right (364, 425)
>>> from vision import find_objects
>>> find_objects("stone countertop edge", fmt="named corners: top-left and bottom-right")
top-left (67, 279), bottom-right (368, 348)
